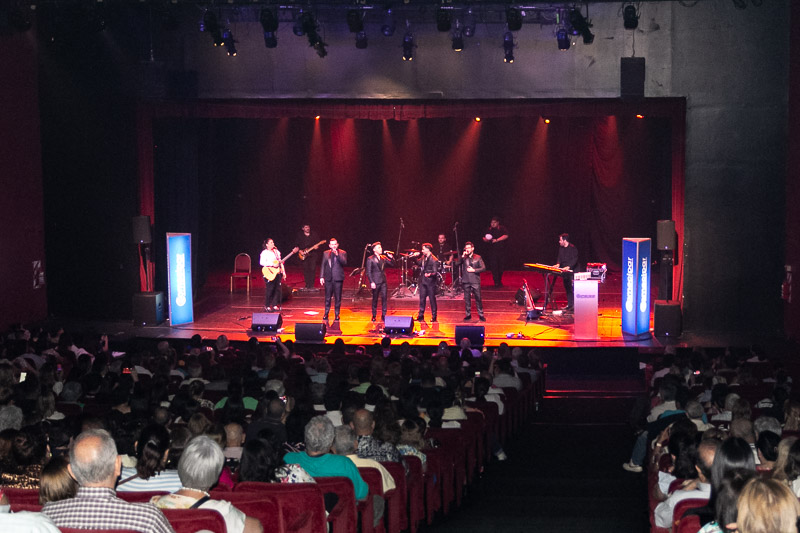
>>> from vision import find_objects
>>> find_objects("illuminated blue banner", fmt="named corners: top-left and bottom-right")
top-left (167, 233), bottom-right (194, 326)
top-left (621, 238), bottom-right (651, 336)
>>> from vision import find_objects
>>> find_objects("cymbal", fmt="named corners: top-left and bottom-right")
top-left (404, 248), bottom-right (420, 253)
top-left (444, 250), bottom-right (458, 255)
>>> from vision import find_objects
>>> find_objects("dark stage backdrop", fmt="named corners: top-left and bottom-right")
top-left (153, 115), bottom-right (671, 291)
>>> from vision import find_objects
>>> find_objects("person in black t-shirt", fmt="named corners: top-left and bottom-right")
top-left (482, 216), bottom-right (509, 287)
top-left (553, 233), bottom-right (579, 311)
top-left (295, 224), bottom-right (322, 290)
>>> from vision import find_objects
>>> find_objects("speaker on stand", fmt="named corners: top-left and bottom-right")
top-left (656, 220), bottom-right (676, 301)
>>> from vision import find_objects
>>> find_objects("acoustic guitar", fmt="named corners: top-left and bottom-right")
top-left (262, 248), bottom-right (299, 281)
top-left (298, 240), bottom-right (326, 260)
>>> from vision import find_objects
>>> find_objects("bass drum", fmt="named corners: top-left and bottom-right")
top-left (409, 265), bottom-right (421, 282)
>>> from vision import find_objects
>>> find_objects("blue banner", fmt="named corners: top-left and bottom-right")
top-left (621, 238), bottom-right (651, 336)
top-left (167, 233), bottom-right (194, 326)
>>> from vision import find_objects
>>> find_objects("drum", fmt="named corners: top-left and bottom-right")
top-left (410, 265), bottom-right (421, 282)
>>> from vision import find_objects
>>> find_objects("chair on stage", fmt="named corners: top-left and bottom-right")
top-left (230, 252), bottom-right (252, 293)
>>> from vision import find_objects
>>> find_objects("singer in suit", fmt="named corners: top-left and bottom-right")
top-left (366, 242), bottom-right (394, 322)
top-left (415, 243), bottom-right (439, 323)
top-left (454, 241), bottom-right (486, 321)
top-left (319, 238), bottom-right (348, 321)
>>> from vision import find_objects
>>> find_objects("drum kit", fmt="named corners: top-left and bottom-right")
top-left (391, 247), bottom-right (460, 298)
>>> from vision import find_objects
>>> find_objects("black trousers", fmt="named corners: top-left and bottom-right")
top-left (324, 280), bottom-right (343, 317)
top-left (487, 248), bottom-right (504, 286)
top-left (372, 282), bottom-right (388, 319)
top-left (302, 255), bottom-right (318, 288)
top-left (563, 276), bottom-right (574, 308)
top-left (264, 274), bottom-right (282, 308)
top-left (418, 281), bottom-right (437, 319)
top-left (463, 281), bottom-right (484, 317)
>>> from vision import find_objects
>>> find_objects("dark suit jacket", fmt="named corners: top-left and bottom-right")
top-left (320, 249), bottom-right (348, 282)
top-left (416, 255), bottom-right (439, 286)
top-left (455, 253), bottom-right (485, 285)
top-left (366, 255), bottom-right (393, 286)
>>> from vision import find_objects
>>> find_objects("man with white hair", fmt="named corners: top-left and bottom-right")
top-left (42, 429), bottom-right (174, 532)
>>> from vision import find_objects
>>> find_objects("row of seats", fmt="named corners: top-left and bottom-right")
top-left (5, 369), bottom-right (543, 533)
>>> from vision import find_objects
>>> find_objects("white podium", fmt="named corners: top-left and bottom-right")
top-left (574, 279), bottom-right (599, 340)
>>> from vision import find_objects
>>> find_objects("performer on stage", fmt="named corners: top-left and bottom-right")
top-left (260, 238), bottom-right (288, 312)
top-left (553, 233), bottom-right (579, 312)
top-left (295, 224), bottom-right (321, 290)
top-left (436, 233), bottom-right (455, 265)
top-left (320, 238), bottom-right (347, 321)
top-left (455, 241), bottom-right (486, 321)
top-left (482, 216), bottom-right (509, 287)
top-left (366, 242), bottom-right (394, 322)
top-left (415, 243), bottom-right (439, 323)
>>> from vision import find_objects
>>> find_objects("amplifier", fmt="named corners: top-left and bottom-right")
top-left (586, 262), bottom-right (607, 282)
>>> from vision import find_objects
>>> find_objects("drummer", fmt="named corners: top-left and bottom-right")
top-left (436, 233), bottom-right (456, 265)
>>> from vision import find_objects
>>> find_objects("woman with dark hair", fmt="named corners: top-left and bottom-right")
top-left (755, 431), bottom-right (781, 472)
top-left (0, 425), bottom-right (49, 488)
top-left (117, 423), bottom-right (181, 492)
top-left (238, 438), bottom-right (313, 484)
top-left (697, 468), bottom-right (756, 533)
top-left (39, 456), bottom-right (78, 504)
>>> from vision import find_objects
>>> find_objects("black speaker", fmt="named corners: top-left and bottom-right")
top-left (656, 220), bottom-right (676, 251)
top-left (455, 325), bottom-right (485, 346)
top-left (654, 301), bottom-right (682, 338)
top-left (621, 57), bottom-right (645, 98)
top-left (251, 313), bottom-right (283, 332)
top-left (295, 322), bottom-right (327, 342)
top-left (132, 292), bottom-right (165, 326)
top-left (384, 316), bottom-right (414, 335)
top-left (132, 215), bottom-right (152, 244)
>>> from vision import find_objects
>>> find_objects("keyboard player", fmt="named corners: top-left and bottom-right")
top-left (552, 233), bottom-right (579, 312)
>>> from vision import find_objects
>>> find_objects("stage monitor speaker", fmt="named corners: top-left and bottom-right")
top-left (621, 57), bottom-right (645, 98)
top-left (656, 220), bottom-right (676, 251)
top-left (654, 301), bottom-right (682, 338)
top-left (295, 322), bottom-right (327, 342)
top-left (251, 313), bottom-right (283, 333)
top-left (132, 292), bottom-right (165, 326)
top-left (384, 316), bottom-right (414, 335)
top-left (455, 325), bottom-right (485, 347)
top-left (132, 216), bottom-right (152, 244)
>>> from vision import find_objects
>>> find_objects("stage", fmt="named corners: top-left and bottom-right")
top-left (131, 265), bottom-right (684, 349)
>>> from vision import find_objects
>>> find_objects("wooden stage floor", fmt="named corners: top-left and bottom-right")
top-left (155, 267), bottom-right (672, 349)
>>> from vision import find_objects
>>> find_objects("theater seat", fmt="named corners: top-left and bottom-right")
top-left (161, 509), bottom-right (227, 533)
top-left (314, 477), bottom-right (358, 533)
top-left (231, 481), bottom-right (326, 533)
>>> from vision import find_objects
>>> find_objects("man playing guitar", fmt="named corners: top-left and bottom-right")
top-left (260, 238), bottom-right (294, 312)
top-left (295, 224), bottom-right (325, 290)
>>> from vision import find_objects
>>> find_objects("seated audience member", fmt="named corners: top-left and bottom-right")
top-left (117, 423), bottom-right (181, 492)
top-left (755, 431), bottom-right (780, 472)
top-left (323, 390), bottom-right (343, 427)
top-left (781, 438), bottom-right (800, 496)
top-left (333, 425), bottom-right (396, 493)
top-left (736, 478), bottom-right (800, 533)
top-left (710, 393), bottom-right (740, 423)
top-left (352, 409), bottom-right (404, 466)
top-left (237, 438), bottom-right (314, 484)
top-left (491, 359), bottom-right (522, 391)
top-left (782, 401), bottom-right (800, 432)
top-left (697, 468), bottom-right (756, 533)
top-left (397, 419), bottom-right (428, 469)
top-left (0, 509), bottom-right (60, 533)
top-left (152, 436), bottom-right (263, 533)
top-left (39, 456), bottom-right (78, 504)
top-left (729, 418), bottom-right (759, 464)
top-left (42, 429), bottom-right (174, 532)
top-left (0, 425), bottom-right (48, 488)
top-left (247, 398), bottom-right (288, 445)
top-left (224, 422), bottom-right (246, 463)
top-left (686, 400), bottom-right (714, 432)
top-left (769, 436), bottom-right (797, 484)
top-left (283, 416), bottom-right (368, 501)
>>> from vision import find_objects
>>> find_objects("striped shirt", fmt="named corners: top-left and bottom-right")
top-left (116, 467), bottom-right (182, 493)
top-left (42, 486), bottom-right (174, 533)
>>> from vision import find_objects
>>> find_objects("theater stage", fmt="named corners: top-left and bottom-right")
top-left (141, 266), bottom-right (676, 349)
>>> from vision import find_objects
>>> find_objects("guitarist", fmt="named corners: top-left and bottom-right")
top-left (260, 238), bottom-right (289, 311)
top-left (295, 224), bottom-right (321, 290)
top-left (319, 238), bottom-right (348, 322)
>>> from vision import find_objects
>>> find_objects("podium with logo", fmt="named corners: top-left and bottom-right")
top-left (621, 238), bottom-right (651, 337)
top-left (574, 279), bottom-right (599, 339)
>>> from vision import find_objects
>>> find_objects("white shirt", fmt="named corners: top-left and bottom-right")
top-left (260, 248), bottom-right (281, 269)
top-left (654, 482), bottom-right (710, 528)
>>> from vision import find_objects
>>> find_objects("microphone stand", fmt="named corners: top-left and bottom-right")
top-left (391, 217), bottom-right (414, 298)
top-left (451, 222), bottom-right (463, 295)
top-left (352, 244), bottom-right (370, 302)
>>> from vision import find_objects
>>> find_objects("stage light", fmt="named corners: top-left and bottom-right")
top-left (222, 29), bottom-right (237, 56)
top-left (503, 31), bottom-right (514, 63)
top-left (346, 9), bottom-right (363, 33)
top-left (568, 8), bottom-right (594, 44)
top-left (355, 30), bottom-right (368, 49)
top-left (636, 114), bottom-right (644, 119)
top-left (297, 12), bottom-right (327, 58)
top-left (451, 28), bottom-right (463, 52)
top-left (315, 115), bottom-right (320, 120)
top-left (402, 31), bottom-right (415, 61)
top-left (543, 118), bottom-right (551, 124)
top-left (436, 9), bottom-right (451, 32)
top-left (260, 8), bottom-right (279, 48)
top-left (381, 8), bottom-right (396, 37)
top-left (623, 4), bottom-right (639, 30)
top-left (556, 28), bottom-right (570, 50)
top-left (463, 8), bottom-right (476, 38)
top-left (202, 10), bottom-right (223, 46)
top-left (506, 8), bottom-right (522, 32)
top-left (474, 117), bottom-right (481, 122)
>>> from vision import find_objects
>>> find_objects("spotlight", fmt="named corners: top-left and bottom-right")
top-left (636, 114), bottom-right (644, 119)
top-left (463, 9), bottom-right (476, 38)
top-left (556, 27), bottom-right (570, 50)
top-left (260, 9), bottom-right (279, 48)
top-left (568, 8), bottom-right (594, 44)
top-left (346, 9), bottom-right (363, 33)
top-left (436, 9), bottom-right (451, 32)
top-left (355, 30), bottom-right (368, 49)
top-left (222, 29), bottom-right (237, 56)
top-left (381, 8), bottom-right (396, 37)
top-left (543, 118), bottom-right (551, 124)
top-left (474, 117), bottom-right (481, 122)
top-left (506, 8), bottom-right (522, 32)
top-left (623, 4), bottom-right (638, 30)
top-left (402, 31), bottom-right (414, 61)
top-left (298, 12), bottom-right (327, 57)
top-left (451, 28), bottom-right (463, 52)
top-left (503, 31), bottom-right (514, 63)
top-left (202, 11), bottom-right (223, 46)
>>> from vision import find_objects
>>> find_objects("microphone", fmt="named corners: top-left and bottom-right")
top-left (453, 221), bottom-right (459, 231)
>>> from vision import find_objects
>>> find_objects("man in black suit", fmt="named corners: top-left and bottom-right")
top-left (366, 242), bottom-right (394, 322)
top-left (319, 238), bottom-right (348, 321)
top-left (415, 243), bottom-right (439, 323)
top-left (455, 241), bottom-right (486, 321)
